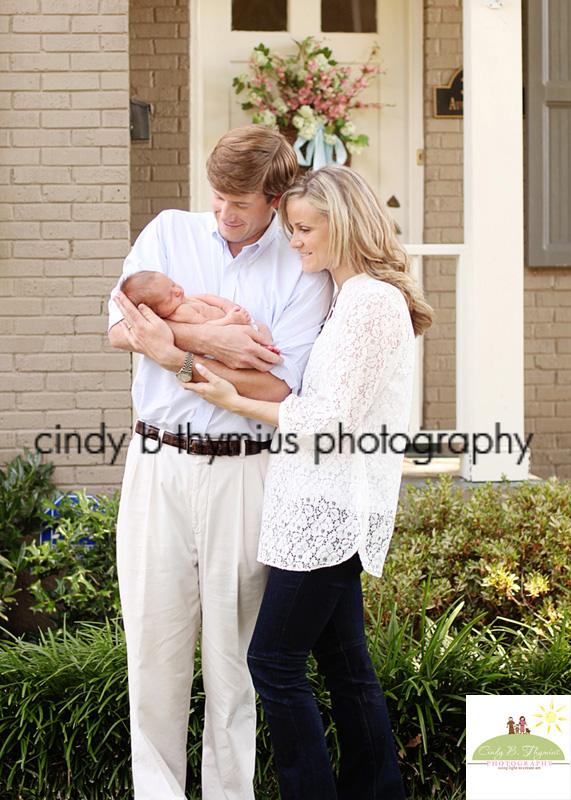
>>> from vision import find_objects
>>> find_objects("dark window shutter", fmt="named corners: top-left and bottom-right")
top-left (526, 0), bottom-right (571, 267)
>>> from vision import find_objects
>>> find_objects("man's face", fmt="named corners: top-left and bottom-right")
top-left (210, 188), bottom-right (278, 254)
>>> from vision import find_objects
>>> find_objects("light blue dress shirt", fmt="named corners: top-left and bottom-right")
top-left (108, 209), bottom-right (333, 438)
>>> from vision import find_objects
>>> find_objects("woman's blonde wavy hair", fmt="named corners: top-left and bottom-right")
top-left (279, 164), bottom-right (434, 336)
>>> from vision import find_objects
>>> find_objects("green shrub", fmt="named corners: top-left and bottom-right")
top-left (24, 491), bottom-right (121, 626)
top-left (372, 476), bottom-right (571, 631)
top-left (0, 449), bottom-right (56, 628)
top-left (0, 449), bottom-right (56, 560)
top-left (2, 608), bottom-right (570, 800)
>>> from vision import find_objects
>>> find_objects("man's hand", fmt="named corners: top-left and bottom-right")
top-left (168, 319), bottom-right (283, 372)
top-left (112, 291), bottom-right (186, 372)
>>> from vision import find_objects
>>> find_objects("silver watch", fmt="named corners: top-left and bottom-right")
top-left (175, 352), bottom-right (194, 383)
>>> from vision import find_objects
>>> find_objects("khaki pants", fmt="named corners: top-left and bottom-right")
top-left (117, 434), bottom-right (269, 799)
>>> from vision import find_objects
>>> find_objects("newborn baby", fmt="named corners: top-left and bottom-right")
top-left (120, 270), bottom-right (280, 352)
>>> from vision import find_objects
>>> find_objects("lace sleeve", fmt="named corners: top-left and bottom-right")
top-left (279, 284), bottom-right (412, 436)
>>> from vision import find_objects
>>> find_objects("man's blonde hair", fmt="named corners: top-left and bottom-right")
top-left (206, 124), bottom-right (299, 200)
top-left (280, 165), bottom-right (434, 336)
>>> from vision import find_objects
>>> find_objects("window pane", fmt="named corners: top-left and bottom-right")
top-left (232, 0), bottom-right (287, 31)
top-left (322, 0), bottom-right (376, 33)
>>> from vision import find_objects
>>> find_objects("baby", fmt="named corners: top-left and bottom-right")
top-left (121, 270), bottom-right (280, 352)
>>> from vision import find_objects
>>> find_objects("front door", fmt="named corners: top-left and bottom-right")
top-left (190, 0), bottom-right (424, 243)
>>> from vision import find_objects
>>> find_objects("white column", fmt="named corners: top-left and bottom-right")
top-left (458, 0), bottom-right (529, 481)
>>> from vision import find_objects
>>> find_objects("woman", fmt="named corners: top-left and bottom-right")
top-left (180, 165), bottom-right (433, 799)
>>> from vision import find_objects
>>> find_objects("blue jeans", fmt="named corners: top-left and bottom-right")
top-left (247, 554), bottom-right (405, 800)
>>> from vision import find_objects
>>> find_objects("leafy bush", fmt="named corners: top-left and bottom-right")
top-left (1, 611), bottom-right (569, 800)
top-left (0, 448), bottom-right (55, 561)
top-left (369, 476), bottom-right (571, 631)
top-left (0, 449), bottom-right (56, 628)
top-left (24, 491), bottom-right (121, 626)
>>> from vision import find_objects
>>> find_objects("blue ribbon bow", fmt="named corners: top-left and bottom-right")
top-left (293, 124), bottom-right (348, 170)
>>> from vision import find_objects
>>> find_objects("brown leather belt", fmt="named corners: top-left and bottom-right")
top-left (135, 420), bottom-right (271, 457)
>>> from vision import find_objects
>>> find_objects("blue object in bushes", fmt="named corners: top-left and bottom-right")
top-left (40, 493), bottom-right (97, 550)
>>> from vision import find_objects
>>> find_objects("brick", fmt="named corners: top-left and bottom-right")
top-left (2, 0), bottom-right (40, 10)
top-left (42, 147), bottom-right (100, 166)
top-left (41, 0), bottom-right (99, 13)
top-left (12, 166), bottom-right (71, 184)
top-left (101, 110), bottom-right (127, 127)
top-left (102, 221), bottom-right (129, 239)
top-left (42, 72), bottom-right (100, 91)
top-left (18, 392), bottom-right (76, 410)
top-left (71, 353), bottom-right (128, 371)
top-left (14, 204), bottom-right (71, 221)
top-left (72, 240), bottom-right (129, 258)
top-left (10, 52), bottom-right (69, 71)
top-left (72, 129), bottom-right (127, 146)
top-left (100, 34), bottom-right (129, 52)
top-left (0, 111), bottom-right (40, 128)
top-left (102, 148), bottom-right (128, 165)
top-left (45, 260), bottom-right (102, 277)
top-left (44, 298), bottom-right (102, 315)
top-left (42, 335), bottom-right (103, 352)
top-left (76, 391), bottom-right (128, 408)
top-left (13, 240), bottom-right (70, 258)
top-left (15, 129), bottom-right (71, 147)
top-left (100, 73), bottom-right (129, 90)
top-left (13, 91), bottom-right (70, 109)
top-left (535, 385), bottom-right (571, 401)
top-left (42, 185), bottom-right (101, 202)
top-left (41, 110), bottom-right (101, 128)
top-left (71, 90), bottom-right (128, 109)
top-left (42, 221), bottom-right (100, 239)
top-left (15, 353), bottom-right (71, 371)
top-left (0, 222), bottom-right (40, 239)
top-left (17, 277), bottom-right (72, 296)
top-left (0, 148), bottom-right (40, 165)
top-left (14, 316), bottom-right (73, 335)
top-left (1, 73), bottom-right (41, 91)
top-left (46, 373), bottom-right (104, 391)
top-left (0, 34), bottom-right (41, 52)
top-left (74, 316), bottom-right (108, 334)
top-left (73, 203), bottom-right (128, 221)
top-left (72, 166), bottom-right (128, 184)
top-left (70, 53), bottom-right (128, 72)
top-left (12, 15), bottom-right (70, 33)
top-left (100, 0), bottom-right (128, 12)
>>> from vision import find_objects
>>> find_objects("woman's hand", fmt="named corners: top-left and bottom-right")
top-left (177, 363), bottom-right (241, 411)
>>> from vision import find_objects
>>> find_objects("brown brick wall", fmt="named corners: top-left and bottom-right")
top-left (422, 0), bottom-right (463, 430)
top-left (422, 0), bottom-right (571, 478)
top-left (0, 0), bottom-right (132, 495)
top-left (129, 0), bottom-right (189, 242)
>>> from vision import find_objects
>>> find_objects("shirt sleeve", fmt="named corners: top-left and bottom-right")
top-left (279, 285), bottom-right (413, 435)
top-left (269, 270), bottom-right (334, 393)
top-left (107, 212), bottom-right (171, 331)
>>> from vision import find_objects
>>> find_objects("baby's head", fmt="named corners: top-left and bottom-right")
top-left (121, 271), bottom-right (184, 318)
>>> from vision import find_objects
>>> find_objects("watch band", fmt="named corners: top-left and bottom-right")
top-left (175, 351), bottom-right (194, 382)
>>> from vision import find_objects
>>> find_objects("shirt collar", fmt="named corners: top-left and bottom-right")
top-left (211, 212), bottom-right (279, 264)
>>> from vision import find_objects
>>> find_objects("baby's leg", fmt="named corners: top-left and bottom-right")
top-left (223, 307), bottom-right (252, 325)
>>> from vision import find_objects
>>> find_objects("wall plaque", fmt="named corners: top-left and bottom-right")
top-left (433, 68), bottom-right (463, 118)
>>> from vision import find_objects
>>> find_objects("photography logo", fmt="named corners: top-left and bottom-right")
top-left (466, 696), bottom-right (571, 800)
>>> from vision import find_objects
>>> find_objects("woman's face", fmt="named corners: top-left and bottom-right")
top-left (286, 198), bottom-right (331, 274)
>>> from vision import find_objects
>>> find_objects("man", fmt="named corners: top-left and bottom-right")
top-left (108, 125), bottom-right (333, 800)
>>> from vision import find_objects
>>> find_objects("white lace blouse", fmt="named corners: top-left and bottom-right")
top-left (258, 273), bottom-right (415, 577)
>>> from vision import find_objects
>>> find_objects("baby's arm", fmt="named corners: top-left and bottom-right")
top-left (186, 293), bottom-right (241, 315)
top-left (167, 303), bottom-right (210, 324)
top-left (186, 294), bottom-right (252, 327)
